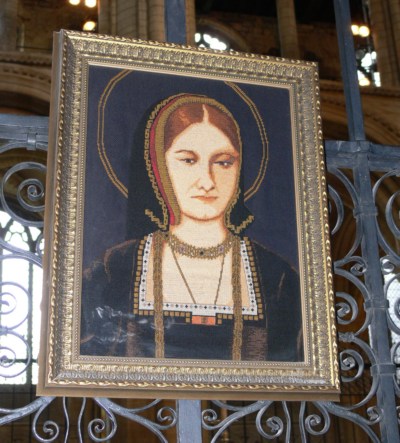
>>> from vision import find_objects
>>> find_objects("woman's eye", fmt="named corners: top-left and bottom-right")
top-left (213, 154), bottom-right (237, 168)
top-left (217, 161), bottom-right (231, 167)
top-left (180, 158), bottom-right (196, 164)
top-left (215, 159), bottom-right (235, 168)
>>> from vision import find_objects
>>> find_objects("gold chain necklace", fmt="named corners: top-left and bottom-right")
top-left (167, 231), bottom-right (233, 259)
top-left (170, 244), bottom-right (227, 305)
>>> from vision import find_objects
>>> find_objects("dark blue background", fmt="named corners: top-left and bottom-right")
top-left (83, 66), bottom-right (299, 269)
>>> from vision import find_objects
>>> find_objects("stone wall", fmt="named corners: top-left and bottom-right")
top-left (17, 2), bottom-right (89, 52)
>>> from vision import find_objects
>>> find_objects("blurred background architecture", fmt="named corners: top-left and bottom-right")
top-left (1, 0), bottom-right (399, 146)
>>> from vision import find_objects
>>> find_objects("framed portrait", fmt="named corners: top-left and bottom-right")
top-left (38, 30), bottom-right (339, 400)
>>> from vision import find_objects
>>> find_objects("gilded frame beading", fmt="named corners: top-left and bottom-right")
top-left (38, 30), bottom-right (339, 400)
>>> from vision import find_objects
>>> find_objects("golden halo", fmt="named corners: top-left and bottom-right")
top-left (97, 72), bottom-right (269, 202)
top-left (224, 82), bottom-right (269, 201)
top-left (97, 69), bottom-right (131, 198)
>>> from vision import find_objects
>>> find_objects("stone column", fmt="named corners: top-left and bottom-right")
top-left (98, 0), bottom-right (166, 41)
top-left (185, 0), bottom-right (196, 45)
top-left (0, 0), bottom-right (18, 51)
top-left (97, 0), bottom-right (196, 44)
top-left (98, 0), bottom-right (110, 34)
top-left (148, 0), bottom-right (165, 42)
top-left (369, 0), bottom-right (400, 87)
top-left (115, 0), bottom-right (138, 37)
top-left (98, 0), bottom-right (117, 35)
top-left (276, 0), bottom-right (300, 59)
top-left (385, 0), bottom-right (400, 85)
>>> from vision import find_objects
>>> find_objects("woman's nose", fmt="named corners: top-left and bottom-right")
top-left (195, 162), bottom-right (215, 191)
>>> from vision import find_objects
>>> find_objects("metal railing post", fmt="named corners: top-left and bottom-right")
top-left (177, 400), bottom-right (202, 443)
top-left (165, 0), bottom-right (187, 44)
top-left (163, 2), bottom-right (204, 442)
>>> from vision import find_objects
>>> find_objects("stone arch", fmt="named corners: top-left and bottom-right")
top-left (0, 56), bottom-right (51, 115)
top-left (320, 84), bottom-right (400, 145)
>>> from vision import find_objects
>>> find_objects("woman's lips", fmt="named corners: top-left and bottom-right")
top-left (192, 195), bottom-right (217, 202)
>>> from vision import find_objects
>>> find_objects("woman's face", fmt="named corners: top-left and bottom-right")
top-left (165, 120), bottom-right (240, 223)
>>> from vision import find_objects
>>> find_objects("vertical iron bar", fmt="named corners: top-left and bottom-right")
top-left (26, 257), bottom-right (33, 386)
top-left (177, 400), bottom-right (202, 443)
top-left (352, 143), bottom-right (399, 443)
top-left (333, 0), bottom-right (366, 140)
top-left (164, 0), bottom-right (187, 44)
top-left (163, 2), bottom-right (203, 442)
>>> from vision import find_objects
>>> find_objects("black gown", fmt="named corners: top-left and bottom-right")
top-left (80, 234), bottom-right (303, 362)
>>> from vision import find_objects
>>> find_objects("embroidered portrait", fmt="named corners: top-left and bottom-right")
top-left (80, 70), bottom-right (303, 362)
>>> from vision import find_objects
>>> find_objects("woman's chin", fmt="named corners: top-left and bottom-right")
top-left (183, 210), bottom-right (222, 223)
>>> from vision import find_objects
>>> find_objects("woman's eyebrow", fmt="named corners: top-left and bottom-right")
top-left (173, 149), bottom-right (196, 155)
top-left (212, 151), bottom-right (239, 160)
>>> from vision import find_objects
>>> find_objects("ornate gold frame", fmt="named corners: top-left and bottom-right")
top-left (38, 30), bottom-right (339, 400)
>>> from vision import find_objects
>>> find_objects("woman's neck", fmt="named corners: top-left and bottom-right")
top-left (169, 216), bottom-right (228, 247)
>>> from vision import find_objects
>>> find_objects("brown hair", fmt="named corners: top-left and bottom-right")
top-left (163, 102), bottom-right (241, 152)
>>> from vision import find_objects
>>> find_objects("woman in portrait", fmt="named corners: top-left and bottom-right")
top-left (81, 93), bottom-right (303, 362)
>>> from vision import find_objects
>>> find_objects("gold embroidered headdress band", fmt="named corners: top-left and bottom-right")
top-left (144, 93), bottom-right (243, 229)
